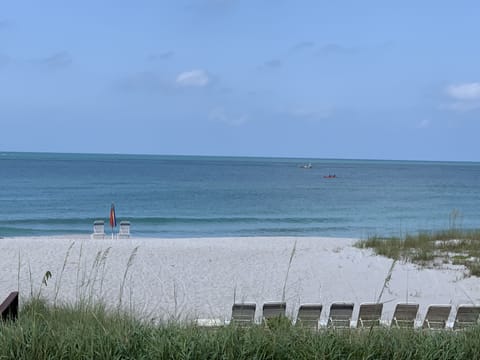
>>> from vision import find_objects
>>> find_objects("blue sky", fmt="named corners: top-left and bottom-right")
top-left (1, 1), bottom-right (480, 161)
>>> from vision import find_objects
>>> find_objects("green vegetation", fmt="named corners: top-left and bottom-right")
top-left (355, 228), bottom-right (480, 276)
top-left (1, 299), bottom-right (480, 359)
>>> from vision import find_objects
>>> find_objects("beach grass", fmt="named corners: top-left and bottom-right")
top-left (1, 299), bottom-right (480, 359)
top-left (355, 228), bottom-right (480, 276)
top-left (3, 233), bottom-right (480, 359)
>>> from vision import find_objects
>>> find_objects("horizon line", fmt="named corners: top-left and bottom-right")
top-left (1, 150), bottom-right (479, 164)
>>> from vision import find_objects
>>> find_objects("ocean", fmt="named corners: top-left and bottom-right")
top-left (1, 152), bottom-right (479, 238)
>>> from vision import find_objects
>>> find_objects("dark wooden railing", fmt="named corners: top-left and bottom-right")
top-left (0, 291), bottom-right (19, 322)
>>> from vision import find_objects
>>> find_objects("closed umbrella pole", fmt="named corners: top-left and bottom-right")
top-left (110, 203), bottom-right (117, 239)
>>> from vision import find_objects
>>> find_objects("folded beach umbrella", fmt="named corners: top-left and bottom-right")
top-left (109, 203), bottom-right (117, 238)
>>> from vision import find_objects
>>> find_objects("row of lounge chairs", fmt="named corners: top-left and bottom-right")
top-left (228, 302), bottom-right (480, 330)
top-left (91, 220), bottom-right (131, 239)
top-left (3, 292), bottom-right (478, 331)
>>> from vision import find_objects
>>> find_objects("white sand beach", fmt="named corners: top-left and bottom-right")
top-left (1, 236), bottom-right (479, 327)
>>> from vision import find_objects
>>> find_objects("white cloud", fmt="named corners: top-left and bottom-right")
top-left (446, 82), bottom-right (480, 100)
top-left (175, 69), bottom-right (210, 87)
top-left (444, 82), bottom-right (480, 112)
top-left (209, 107), bottom-right (248, 126)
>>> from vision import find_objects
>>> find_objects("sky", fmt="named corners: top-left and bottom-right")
top-left (1, 1), bottom-right (480, 161)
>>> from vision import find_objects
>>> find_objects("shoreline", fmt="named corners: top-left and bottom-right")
top-left (1, 235), bottom-right (479, 326)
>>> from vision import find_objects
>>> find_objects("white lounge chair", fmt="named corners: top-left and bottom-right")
top-left (296, 304), bottom-right (322, 331)
top-left (118, 220), bottom-right (131, 239)
top-left (91, 220), bottom-right (105, 239)
top-left (195, 318), bottom-right (224, 328)
top-left (262, 302), bottom-right (286, 325)
top-left (357, 303), bottom-right (383, 328)
top-left (327, 302), bottom-right (354, 329)
top-left (453, 305), bottom-right (480, 330)
top-left (231, 303), bottom-right (256, 326)
top-left (422, 305), bottom-right (451, 330)
top-left (390, 303), bottom-right (419, 328)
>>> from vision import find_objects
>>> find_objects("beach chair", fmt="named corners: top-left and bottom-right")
top-left (195, 318), bottom-right (224, 328)
top-left (453, 305), bottom-right (480, 330)
top-left (327, 302), bottom-right (354, 329)
top-left (91, 220), bottom-right (105, 239)
top-left (118, 220), bottom-right (131, 239)
top-left (295, 304), bottom-right (322, 331)
top-left (262, 302), bottom-right (286, 325)
top-left (390, 303), bottom-right (419, 328)
top-left (0, 291), bottom-right (19, 322)
top-left (357, 303), bottom-right (383, 328)
top-left (231, 303), bottom-right (256, 326)
top-left (422, 305), bottom-right (451, 330)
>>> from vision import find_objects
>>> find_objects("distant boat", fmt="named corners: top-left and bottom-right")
top-left (323, 174), bottom-right (336, 179)
top-left (300, 163), bottom-right (312, 169)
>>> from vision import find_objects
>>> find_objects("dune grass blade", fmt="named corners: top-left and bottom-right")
top-left (282, 239), bottom-right (297, 302)
top-left (118, 246), bottom-right (138, 309)
top-left (54, 241), bottom-right (75, 306)
top-left (377, 259), bottom-right (396, 304)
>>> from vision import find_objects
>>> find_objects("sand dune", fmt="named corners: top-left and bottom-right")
top-left (1, 236), bottom-right (479, 326)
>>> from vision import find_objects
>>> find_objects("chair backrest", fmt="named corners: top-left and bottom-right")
top-left (262, 302), bottom-right (286, 322)
top-left (93, 220), bottom-right (105, 234)
top-left (328, 302), bottom-right (354, 328)
top-left (391, 303), bottom-right (419, 328)
top-left (296, 304), bottom-right (322, 330)
top-left (92, 220), bottom-right (105, 239)
top-left (422, 305), bottom-right (451, 329)
top-left (453, 305), bottom-right (480, 330)
top-left (119, 221), bottom-right (131, 237)
top-left (357, 303), bottom-right (383, 328)
top-left (0, 291), bottom-right (19, 322)
top-left (231, 303), bottom-right (256, 326)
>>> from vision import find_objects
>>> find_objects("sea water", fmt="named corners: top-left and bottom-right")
top-left (1, 152), bottom-right (479, 238)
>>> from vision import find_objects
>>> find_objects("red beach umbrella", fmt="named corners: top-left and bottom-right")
top-left (109, 203), bottom-right (117, 235)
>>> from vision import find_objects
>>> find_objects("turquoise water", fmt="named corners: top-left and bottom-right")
top-left (1, 152), bottom-right (480, 238)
